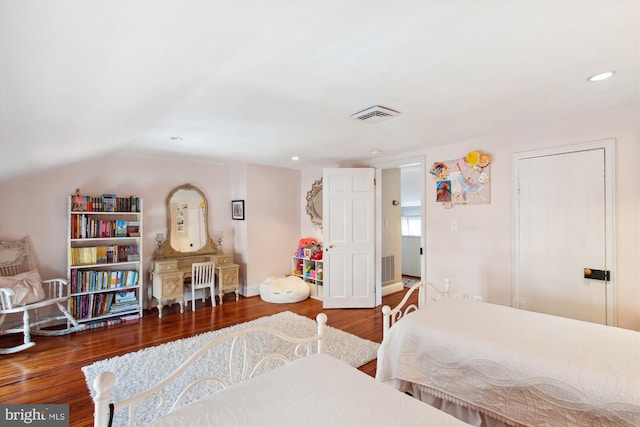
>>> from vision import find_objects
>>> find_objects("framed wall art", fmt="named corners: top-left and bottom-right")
top-left (231, 200), bottom-right (245, 220)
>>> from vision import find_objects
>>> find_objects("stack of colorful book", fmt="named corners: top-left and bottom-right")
top-left (109, 291), bottom-right (140, 314)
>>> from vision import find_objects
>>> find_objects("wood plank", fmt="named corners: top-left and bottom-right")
top-left (0, 289), bottom-right (413, 427)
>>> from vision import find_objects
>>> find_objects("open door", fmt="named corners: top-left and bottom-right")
top-left (322, 168), bottom-right (376, 308)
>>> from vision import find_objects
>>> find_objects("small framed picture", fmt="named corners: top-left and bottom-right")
top-left (232, 200), bottom-right (245, 220)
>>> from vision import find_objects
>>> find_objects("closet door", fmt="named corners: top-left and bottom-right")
top-left (513, 140), bottom-right (614, 325)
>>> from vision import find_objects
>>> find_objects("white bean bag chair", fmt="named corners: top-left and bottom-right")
top-left (259, 275), bottom-right (310, 303)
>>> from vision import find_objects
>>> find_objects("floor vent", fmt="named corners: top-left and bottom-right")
top-left (350, 105), bottom-right (401, 124)
top-left (382, 255), bottom-right (395, 283)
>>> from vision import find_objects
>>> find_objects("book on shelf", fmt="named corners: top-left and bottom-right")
top-left (115, 220), bottom-right (128, 237)
top-left (114, 290), bottom-right (136, 302)
top-left (70, 269), bottom-right (139, 293)
top-left (98, 220), bottom-right (109, 238)
top-left (72, 216), bottom-right (137, 239)
top-left (129, 196), bottom-right (139, 213)
top-left (96, 246), bottom-right (107, 264)
top-left (109, 290), bottom-right (140, 314)
top-left (125, 270), bottom-right (138, 286)
top-left (105, 246), bottom-right (116, 263)
top-left (91, 293), bottom-right (114, 317)
top-left (70, 294), bottom-right (92, 319)
top-left (70, 289), bottom-right (140, 319)
top-left (71, 247), bottom-right (97, 266)
top-left (102, 194), bottom-right (116, 212)
top-left (109, 270), bottom-right (124, 288)
top-left (99, 245), bottom-right (117, 264)
top-left (127, 221), bottom-right (140, 237)
top-left (72, 194), bottom-right (140, 212)
top-left (122, 244), bottom-right (140, 262)
top-left (72, 244), bottom-right (139, 265)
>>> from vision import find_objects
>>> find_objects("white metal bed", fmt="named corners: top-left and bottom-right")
top-left (92, 312), bottom-right (471, 427)
top-left (377, 280), bottom-right (640, 427)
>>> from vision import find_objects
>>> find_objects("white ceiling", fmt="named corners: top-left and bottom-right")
top-left (1, 0), bottom-right (638, 180)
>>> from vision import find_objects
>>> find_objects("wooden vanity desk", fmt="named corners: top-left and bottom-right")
top-left (151, 252), bottom-right (238, 317)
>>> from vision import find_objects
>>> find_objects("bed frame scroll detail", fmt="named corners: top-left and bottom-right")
top-left (382, 279), bottom-right (449, 340)
top-left (93, 312), bottom-right (328, 427)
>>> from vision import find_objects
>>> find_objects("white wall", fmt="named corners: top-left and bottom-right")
top-left (422, 105), bottom-right (639, 330)
top-left (381, 168), bottom-right (402, 284)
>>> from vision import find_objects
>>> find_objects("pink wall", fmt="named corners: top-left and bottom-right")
top-left (1, 105), bottom-right (637, 329)
top-left (300, 168), bottom-right (324, 242)
top-left (0, 154), bottom-right (300, 301)
top-left (244, 164), bottom-right (301, 294)
top-left (300, 104), bottom-right (640, 330)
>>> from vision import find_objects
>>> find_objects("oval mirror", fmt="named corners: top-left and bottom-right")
top-left (305, 178), bottom-right (323, 228)
top-left (155, 183), bottom-right (217, 259)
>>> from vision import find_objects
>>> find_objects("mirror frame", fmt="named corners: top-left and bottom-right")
top-left (305, 178), bottom-right (323, 229)
top-left (154, 183), bottom-right (218, 259)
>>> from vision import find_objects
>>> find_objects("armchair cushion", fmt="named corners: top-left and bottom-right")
top-left (0, 269), bottom-right (45, 306)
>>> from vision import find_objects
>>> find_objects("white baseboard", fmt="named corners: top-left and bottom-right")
top-left (243, 285), bottom-right (260, 298)
top-left (382, 282), bottom-right (404, 296)
top-left (245, 282), bottom-right (402, 299)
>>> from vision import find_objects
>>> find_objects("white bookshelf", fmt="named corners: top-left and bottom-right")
top-left (67, 195), bottom-right (144, 326)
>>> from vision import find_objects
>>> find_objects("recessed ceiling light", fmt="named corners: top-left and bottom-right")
top-left (291, 156), bottom-right (300, 161)
top-left (370, 149), bottom-right (383, 156)
top-left (587, 71), bottom-right (615, 82)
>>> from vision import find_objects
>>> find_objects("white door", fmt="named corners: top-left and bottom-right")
top-left (513, 140), bottom-right (615, 325)
top-left (323, 168), bottom-right (376, 308)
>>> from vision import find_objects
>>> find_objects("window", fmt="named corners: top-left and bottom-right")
top-left (401, 216), bottom-right (421, 236)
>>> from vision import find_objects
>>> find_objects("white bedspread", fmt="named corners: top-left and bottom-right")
top-left (376, 298), bottom-right (640, 427)
top-left (149, 353), bottom-right (470, 426)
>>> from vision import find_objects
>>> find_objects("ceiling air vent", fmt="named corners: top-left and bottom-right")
top-left (351, 105), bottom-right (401, 124)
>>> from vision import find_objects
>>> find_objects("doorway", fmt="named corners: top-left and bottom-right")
top-left (400, 165), bottom-right (423, 286)
top-left (512, 140), bottom-right (615, 325)
top-left (375, 156), bottom-right (425, 300)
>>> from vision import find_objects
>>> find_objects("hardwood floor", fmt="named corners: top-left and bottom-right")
top-left (0, 290), bottom-right (413, 427)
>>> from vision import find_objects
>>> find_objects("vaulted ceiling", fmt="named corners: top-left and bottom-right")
top-left (1, 0), bottom-right (638, 179)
